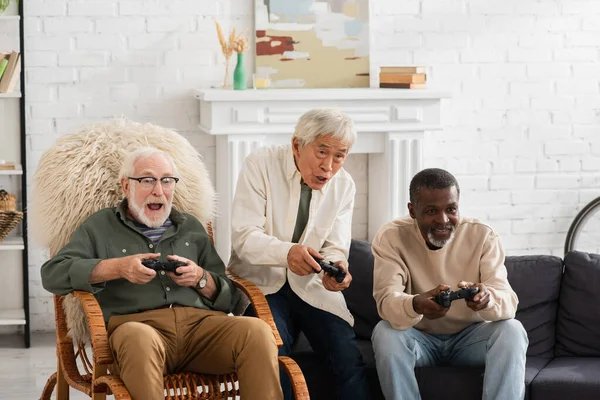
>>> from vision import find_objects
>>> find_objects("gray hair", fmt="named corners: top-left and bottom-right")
top-left (120, 147), bottom-right (177, 179)
top-left (293, 108), bottom-right (357, 149)
top-left (409, 168), bottom-right (460, 205)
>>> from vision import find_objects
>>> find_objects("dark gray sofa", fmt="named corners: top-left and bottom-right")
top-left (290, 240), bottom-right (600, 400)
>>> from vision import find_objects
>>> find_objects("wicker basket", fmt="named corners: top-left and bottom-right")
top-left (0, 211), bottom-right (23, 242)
top-left (0, 189), bottom-right (16, 212)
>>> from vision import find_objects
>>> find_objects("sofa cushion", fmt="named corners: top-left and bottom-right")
top-left (344, 239), bottom-right (381, 340)
top-left (505, 255), bottom-right (563, 358)
top-left (416, 356), bottom-right (548, 400)
top-left (555, 251), bottom-right (600, 357)
top-left (530, 357), bottom-right (600, 400)
top-left (293, 330), bottom-right (547, 400)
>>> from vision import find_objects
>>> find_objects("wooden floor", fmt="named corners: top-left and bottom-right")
top-left (0, 332), bottom-right (89, 399)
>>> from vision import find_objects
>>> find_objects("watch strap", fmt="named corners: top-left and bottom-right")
top-left (196, 268), bottom-right (207, 289)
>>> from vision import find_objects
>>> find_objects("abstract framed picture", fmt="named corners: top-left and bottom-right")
top-left (255, 0), bottom-right (370, 88)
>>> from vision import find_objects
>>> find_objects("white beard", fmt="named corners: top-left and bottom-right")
top-left (427, 228), bottom-right (455, 248)
top-left (128, 185), bottom-right (171, 228)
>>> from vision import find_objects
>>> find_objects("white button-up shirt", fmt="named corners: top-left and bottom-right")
top-left (228, 144), bottom-right (356, 326)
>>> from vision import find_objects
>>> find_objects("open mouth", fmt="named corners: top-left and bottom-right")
top-left (315, 176), bottom-right (328, 184)
top-left (146, 203), bottom-right (164, 211)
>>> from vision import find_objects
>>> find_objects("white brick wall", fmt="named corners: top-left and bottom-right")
top-left (22, 0), bottom-right (600, 331)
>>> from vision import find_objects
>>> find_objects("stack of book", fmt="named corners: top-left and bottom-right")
top-left (0, 51), bottom-right (21, 94)
top-left (0, 161), bottom-right (17, 170)
top-left (379, 66), bottom-right (426, 89)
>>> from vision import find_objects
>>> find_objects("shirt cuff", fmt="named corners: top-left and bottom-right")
top-left (206, 273), bottom-right (232, 312)
top-left (69, 259), bottom-right (105, 294)
top-left (482, 292), bottom-right (496, 311)
top-left (404, 294), bottom-right (421, 319)
top-left (278, 242), bottom-right (296, 267)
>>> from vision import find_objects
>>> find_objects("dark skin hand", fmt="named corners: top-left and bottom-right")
top-left (321, 261), bottom-right (352, 292)
top-left (412, 284), bottom-right (451, 320)
top-left (459, 281), bottom-right (491, 311)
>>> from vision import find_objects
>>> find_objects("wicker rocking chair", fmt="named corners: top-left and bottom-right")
top-left (33, 120), bottom-right (309, 400)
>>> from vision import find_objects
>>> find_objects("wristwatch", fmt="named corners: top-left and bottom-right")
top-left (195, 268), bottom-right (207, 289)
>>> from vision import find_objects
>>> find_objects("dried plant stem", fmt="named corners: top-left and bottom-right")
top-left (214, 18), bottom-right (248, 89)
top-left (223, 55), bottom-right (231, 88)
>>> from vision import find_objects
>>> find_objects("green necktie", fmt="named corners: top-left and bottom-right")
top-left (291, 183), bottom-right (312, 243)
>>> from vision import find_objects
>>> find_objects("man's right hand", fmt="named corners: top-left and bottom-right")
top-left (287, 245), bottom-right (322, 276)
top-left (120, 253), bottom-right (159, 284)
top-left (413, 284), bottom-right (451, 320)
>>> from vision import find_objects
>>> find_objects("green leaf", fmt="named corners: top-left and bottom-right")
top-left (0, 0), bottom-right (10, 13)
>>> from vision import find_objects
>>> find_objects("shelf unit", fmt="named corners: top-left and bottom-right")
top-left (0, 167), bottom-right (23, 175)
top-left (0, 235), bottom-right (25, 250)
top-left (0, 91), bottom-right (21, 98)
top-left (0, 1), bottom-right (29, 347)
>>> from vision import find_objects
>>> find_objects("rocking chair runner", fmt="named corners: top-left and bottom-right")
top-left (33, 120), bottom-right (309, 400)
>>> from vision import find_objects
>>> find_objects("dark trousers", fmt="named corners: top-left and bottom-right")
top-left (245, 282), bottom-right (371, 400)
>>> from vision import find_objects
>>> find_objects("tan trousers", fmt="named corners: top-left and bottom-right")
top-left (107, 307), bottom-right (283, 400)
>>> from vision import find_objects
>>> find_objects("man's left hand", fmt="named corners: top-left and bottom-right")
top-left (321, 261), bottom-right (352, 292)
top-left (465, 282), bottom-right (491, 311)
top-left (166, 255), bottom-right (203, 287)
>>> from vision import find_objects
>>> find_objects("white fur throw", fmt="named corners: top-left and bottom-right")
top-left (32, 118), bottom-right (216, 343)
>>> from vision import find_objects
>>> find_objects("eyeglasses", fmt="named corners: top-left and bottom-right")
top-left (128, 176), bottom-right (180, 190)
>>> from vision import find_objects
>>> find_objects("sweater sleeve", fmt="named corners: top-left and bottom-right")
top-left (40, 223), bottom-right (105, 295)
top-left (477, 232), bottom-right (519, 321)
top-left (372, 229), bottom-right (423, 330)
top-left (231, 156), bottom-right (294, 267)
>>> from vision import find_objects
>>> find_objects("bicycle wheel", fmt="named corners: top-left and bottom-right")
top-left (564, 196), bottom-right (600, 256)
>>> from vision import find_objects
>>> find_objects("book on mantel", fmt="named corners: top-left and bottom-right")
top-left (379, 66), bottom-right (427, 89)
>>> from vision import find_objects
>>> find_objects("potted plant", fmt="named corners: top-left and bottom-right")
top-left (214, 19), bottom-right (249, 90)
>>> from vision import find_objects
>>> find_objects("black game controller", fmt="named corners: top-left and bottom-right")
top-left (434, 286), bottom-right (480, 308)
top-left (313, 257), bottom-right (346, 283)
top-left (142, 259), bottom-right (187, 276)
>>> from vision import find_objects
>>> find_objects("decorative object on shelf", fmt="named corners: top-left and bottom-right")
top-left (214, 19), bottom-right (249, 90)
top-left (0, 189), bottom-right (16, 211)
top-left (0, 51), bottom-right (21, 93)
top-left (0, 0), bottom-right (18, 14)
top-left (255, 0), bottom-right (370, 88)
top-left (0, 0), bottom-right (9, 13)
top-left (0, 160), bottom-right (16, 170)
top-left (252, 71), bottom-right (271, 89)
top-left (379, 66), bottom-right (427, 89)
top-left (0, 189), bottom-right (22, 241)
top-left (233, 37), bottom-right (249, 90)
top-left (0, 210), bottom-right (21, 241)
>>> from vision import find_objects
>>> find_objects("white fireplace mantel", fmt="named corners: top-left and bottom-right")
top-left (195, 88), bottom-right (450, 263)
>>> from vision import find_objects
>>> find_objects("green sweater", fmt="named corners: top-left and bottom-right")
top-left (41, 200), bottom-right (236, 324)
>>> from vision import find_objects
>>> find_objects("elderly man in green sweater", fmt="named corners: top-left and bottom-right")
top-left (41, 147), bottom-right (282, 400)
top-left (371, 168), bottom-right (528, 400)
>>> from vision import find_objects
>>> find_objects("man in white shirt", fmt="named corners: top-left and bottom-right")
top-left (229, 108), bottom-right (371, 399)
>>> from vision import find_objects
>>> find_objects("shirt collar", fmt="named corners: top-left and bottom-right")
top-left (115, 198), bottom-right (186, 226)
top-left (285, 145), bottom-right (299, 181)
top-left (285, 144), bottom-right (330, 194)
